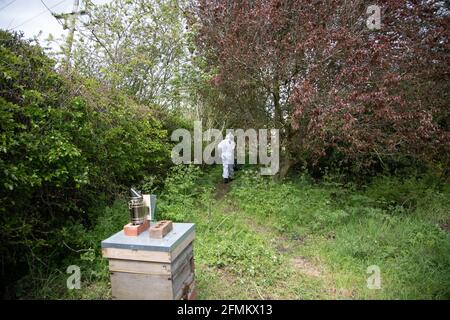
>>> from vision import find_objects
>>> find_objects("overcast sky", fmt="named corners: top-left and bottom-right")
top-left (0, 0), bottom-right (111, 48)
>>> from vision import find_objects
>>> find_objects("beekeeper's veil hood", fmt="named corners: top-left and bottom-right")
top-left (225, 132), bottom-right (234, 141)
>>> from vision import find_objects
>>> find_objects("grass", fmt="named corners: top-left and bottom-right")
top-left (229, 168), bottom-right (450, 299)
top-left (16, 165), bottom-right (450, 300)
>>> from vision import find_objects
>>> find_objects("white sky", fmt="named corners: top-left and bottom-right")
top-left (0, 0), bottom-right (111, 47)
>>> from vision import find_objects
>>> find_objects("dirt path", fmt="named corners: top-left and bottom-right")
top-left (214, 181), bottom-right (231, 200)
top-left (210, 180), bottom-right (336, 299)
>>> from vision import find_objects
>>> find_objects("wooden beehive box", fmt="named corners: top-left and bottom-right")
top-left (101, 223), bottom-right (195, 300)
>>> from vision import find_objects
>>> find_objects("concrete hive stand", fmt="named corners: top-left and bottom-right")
top-left (101, 223), bottom-right (195, 300)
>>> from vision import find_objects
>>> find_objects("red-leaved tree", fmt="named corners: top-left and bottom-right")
top-left (192, 0), bottom-right (449, 175)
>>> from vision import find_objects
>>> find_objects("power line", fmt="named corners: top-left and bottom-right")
top-left (0, 0), bottom-right (17, 12)
top-left (8, 0), bottom-right (68, 31)
top-left (40, 0), bottom-right (64, 28)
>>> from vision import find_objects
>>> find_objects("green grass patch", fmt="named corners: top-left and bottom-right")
top-left (17, 166), bottom-right (450, 300)
top-left (230, 169), bottom-right (450, 299)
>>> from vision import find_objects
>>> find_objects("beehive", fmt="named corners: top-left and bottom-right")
top-left (101, 223), bottom-right (195, 300)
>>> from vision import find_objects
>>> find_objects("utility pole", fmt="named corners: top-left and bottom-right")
top-left (64, 0), bottom-right (79, 71)
top-left (53, 0), bottom-right (87, 72)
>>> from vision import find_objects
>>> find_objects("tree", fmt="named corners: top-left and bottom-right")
top-left (192, 0), bottom-right (449, 175)
top-left (73, 0), bottom-right (190, 109)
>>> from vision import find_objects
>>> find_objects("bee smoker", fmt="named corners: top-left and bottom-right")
top-left (128, 188), bottom-right (149, 225)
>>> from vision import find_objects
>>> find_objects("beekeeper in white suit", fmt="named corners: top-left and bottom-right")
top-left (217, 132), bottom-right (235, 183)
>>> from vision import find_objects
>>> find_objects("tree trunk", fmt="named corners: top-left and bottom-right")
top-left (272, 87), bottom-right (283, 128)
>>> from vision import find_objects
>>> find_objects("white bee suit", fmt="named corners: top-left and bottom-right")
top-left (217, 133), bottom-right (235, 179)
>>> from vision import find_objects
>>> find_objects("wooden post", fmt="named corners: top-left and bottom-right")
top-left (64, 0), bottom-right (79, 71)
top-left (53, 0), bottom-right (87, 72)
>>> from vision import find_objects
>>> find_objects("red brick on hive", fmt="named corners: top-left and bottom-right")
top-left (123, 220), bottom-right (150, 236)
top-left (149, 220), bottom-right (173, 239)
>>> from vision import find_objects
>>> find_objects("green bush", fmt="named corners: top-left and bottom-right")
top-left (14, 199), bottom-right (128, 299)
top-left (0, 30), bottom-right (173, 295)
top-left (158, 165), bottom-right (204, 221)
